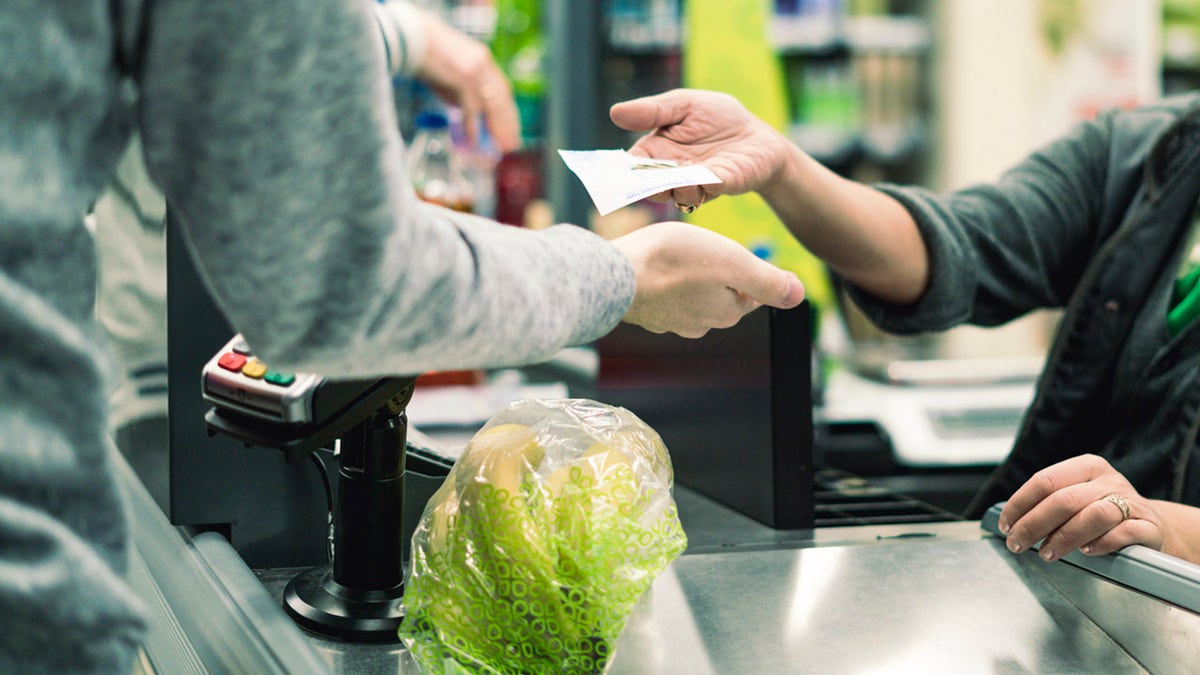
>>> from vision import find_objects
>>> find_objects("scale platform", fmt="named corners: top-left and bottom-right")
top-left (820, 359), bottom-right (1040, 467)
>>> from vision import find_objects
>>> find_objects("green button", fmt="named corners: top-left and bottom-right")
top-left (264, 370), bottom-right (296, 387)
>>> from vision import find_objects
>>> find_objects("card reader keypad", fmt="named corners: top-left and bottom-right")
top-left (216, 348), bottom-right (295, 388)
top-left (203, 335), bottom-right (318, 423)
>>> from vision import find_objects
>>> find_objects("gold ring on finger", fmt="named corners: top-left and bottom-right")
top-left (1101, 493), bottom-right (1131, 522)
top-left (675, 186), bottom-right (708, 214)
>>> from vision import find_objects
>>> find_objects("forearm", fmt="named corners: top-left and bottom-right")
top-left (1151, 500), bottom-right (1200, 565)
top-left (759, 146), bottom-right (928, 305)
top-left (139, 0), bottom-right (632, 376)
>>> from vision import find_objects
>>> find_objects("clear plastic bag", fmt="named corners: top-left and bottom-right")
top-left (398, 398), bottom-right (687, 674)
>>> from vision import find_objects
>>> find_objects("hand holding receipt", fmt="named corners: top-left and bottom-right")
top-left (558, 149), bottom-right (721, 216)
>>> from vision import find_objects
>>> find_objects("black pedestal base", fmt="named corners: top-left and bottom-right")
top-left (283, 566), bottom-right (405, 642)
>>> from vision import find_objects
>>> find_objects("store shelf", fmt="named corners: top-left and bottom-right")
top-left (789, 122), bottom-right (927, 167)
top-left (607, 20), bottom-right (685, 53)
top-left (772, 13), bottom-right (931, 55)
top-left (844, 14), bottom-right (930, 53)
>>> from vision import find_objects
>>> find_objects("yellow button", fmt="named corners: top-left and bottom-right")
top-left (241, 359), bottom-right (268, 379)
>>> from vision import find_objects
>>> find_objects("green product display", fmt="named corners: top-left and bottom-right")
top-left (398, 399), bottom-right (687, 674)
top-left (491, 0), bottom-right (545, 144)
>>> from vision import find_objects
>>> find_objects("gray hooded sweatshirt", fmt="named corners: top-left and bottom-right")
top-left (0, 1), bottom-right (633, 671)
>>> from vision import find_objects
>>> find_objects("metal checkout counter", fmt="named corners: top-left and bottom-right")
top-left (140, 225), bottom-right (1199, 673)
top-left (130, 296), bottom-right (1200, 674)
top-left (125, 442), bottom-right (1200, 674)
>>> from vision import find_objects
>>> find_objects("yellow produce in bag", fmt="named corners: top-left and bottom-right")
top-left (398, 399), bottom-right (687, 674)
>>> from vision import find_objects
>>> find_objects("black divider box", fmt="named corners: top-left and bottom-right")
top-left (596, 303), bottom-right (814, 530)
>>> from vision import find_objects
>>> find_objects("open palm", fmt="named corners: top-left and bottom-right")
top-left (610, 89), bottom-right (789, 198)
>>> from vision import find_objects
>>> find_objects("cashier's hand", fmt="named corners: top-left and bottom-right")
top-left (414, 8), bottom-right (521, 152)
top-left (998, 454), bottom-right (1165, 562)
top-left (612, 221), bottom-right (806, 338)
top-left (609, 89), bottom-right (792, 206)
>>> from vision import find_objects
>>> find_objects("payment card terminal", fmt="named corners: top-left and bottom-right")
top-left (201, 334), bottom-right (416, 458)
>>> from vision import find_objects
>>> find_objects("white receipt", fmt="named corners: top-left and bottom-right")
top-left (558, 149), bottom-right (721, 216)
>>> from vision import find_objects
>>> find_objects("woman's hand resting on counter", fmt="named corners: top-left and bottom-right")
top-left (612, 221), bottom-right (806, 339)
top-left (997, 454), bottom-right (1165, 562)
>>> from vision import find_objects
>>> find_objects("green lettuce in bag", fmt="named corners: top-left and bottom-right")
top-left (398, 398), bottom-right (687, 674)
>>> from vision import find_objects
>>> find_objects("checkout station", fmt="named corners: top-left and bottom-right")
top-left (110, 3), bottom-right (1200, 672)
top-left (111, 223), bottom-right (1200, 674)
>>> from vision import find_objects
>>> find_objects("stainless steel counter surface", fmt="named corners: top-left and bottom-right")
top-left (606, 535), bottom-right (1147, 674)
top-left (252, 505), bottom-right (1200, 674)
top-left (124, 435), bottom-right (1200, 675)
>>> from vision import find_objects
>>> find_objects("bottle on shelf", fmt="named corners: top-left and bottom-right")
top-left (408, 109), bottom-right (476, 213)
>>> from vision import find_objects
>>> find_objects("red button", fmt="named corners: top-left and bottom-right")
top-left (218, 352), bottom-right (247, 372)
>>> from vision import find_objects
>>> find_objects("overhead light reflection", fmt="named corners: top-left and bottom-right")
top-left (783, 548), bottom-right (845, 646)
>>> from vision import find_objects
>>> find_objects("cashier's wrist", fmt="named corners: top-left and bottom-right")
top-left (1151, 499), bottom-right (1199, 562)
top-left (758, 145), bottom-right (808, 205)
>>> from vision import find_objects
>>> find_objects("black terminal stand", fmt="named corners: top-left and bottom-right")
top-left (206, 376), bottom-right (418, 642)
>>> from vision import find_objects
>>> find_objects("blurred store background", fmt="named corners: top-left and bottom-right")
top-left (394, 0), bottom-right (1198, 516)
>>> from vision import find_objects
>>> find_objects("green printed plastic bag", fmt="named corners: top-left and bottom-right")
top-left (398, 399), bottom-right (687, 674)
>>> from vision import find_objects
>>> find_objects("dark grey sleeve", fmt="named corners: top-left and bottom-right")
top-left (846, 109), bottom-right (1120, 335)
top-left (137, 0), bottom-right (633, 376)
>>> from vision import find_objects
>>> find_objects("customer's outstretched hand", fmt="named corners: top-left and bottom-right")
top-left (612, 221), bottom-right (805, 338)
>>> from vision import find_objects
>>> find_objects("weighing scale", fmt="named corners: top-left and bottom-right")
top-left (820, 356), bottom-right (1043, 467)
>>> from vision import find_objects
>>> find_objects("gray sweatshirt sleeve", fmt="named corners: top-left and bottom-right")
top-left (845, 109), bottom-right (1122, 335)
top-left (138, 0), bottom-right (634, 377)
